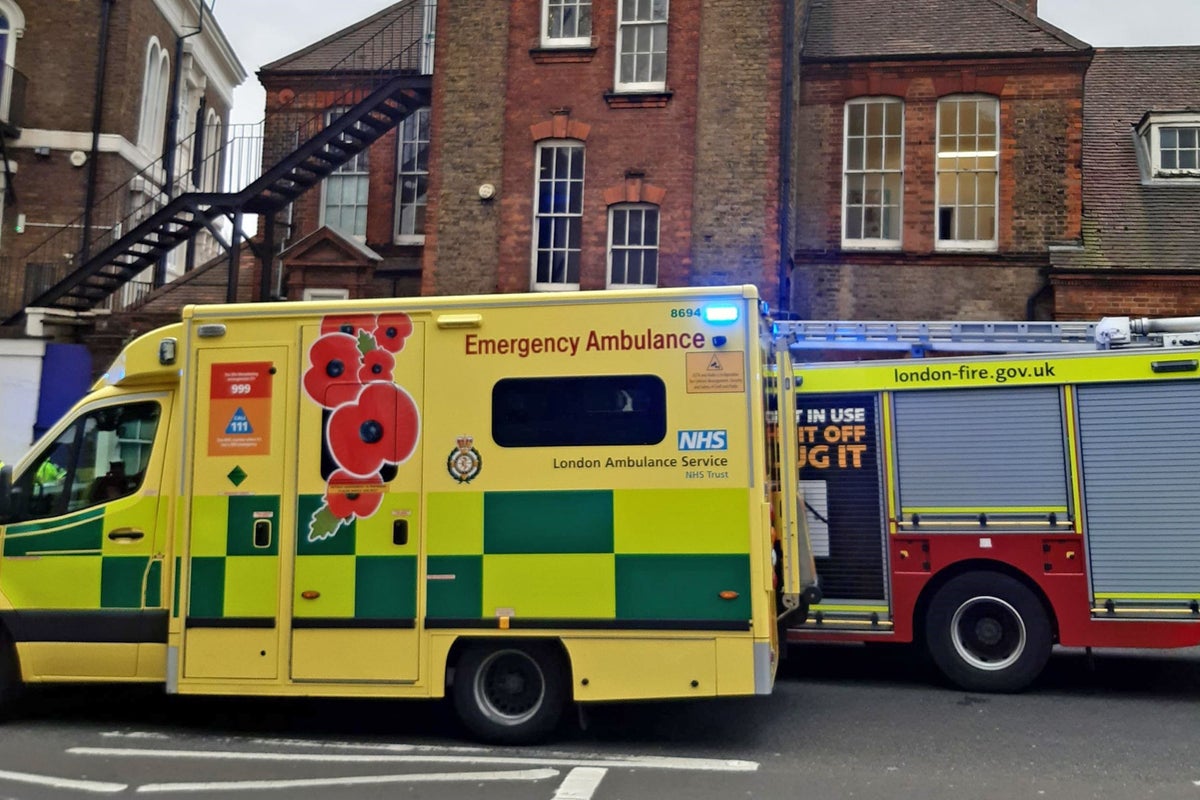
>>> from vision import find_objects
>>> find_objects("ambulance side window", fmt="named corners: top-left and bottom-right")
top-left (493, 375), bottom-right (666, 447)
top-left (13, 401), bottom-right (161, 521)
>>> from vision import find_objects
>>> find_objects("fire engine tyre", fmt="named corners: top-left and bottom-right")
top-left (452, 641), bottom-right (567, 744)
top-left (924, 572), bottom-right (1052, 693)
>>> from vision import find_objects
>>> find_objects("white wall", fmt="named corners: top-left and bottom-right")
top-left (0, 340), bottom-right (45, 466)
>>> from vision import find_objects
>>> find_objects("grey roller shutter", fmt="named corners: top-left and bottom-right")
top-left (893, 387), bottom-right (1068, 514)
top-left (1077, 381), bottom-right (1200, 595)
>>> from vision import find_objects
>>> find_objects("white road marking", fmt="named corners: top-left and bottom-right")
top-left (552, 767), bottom-right (608, 800)
top-left (69, 746), bottom-right (759, 773)
top-left (0, 768), bottom-right (127, 794)
top-left (136, 767), bottom-right (560, 793)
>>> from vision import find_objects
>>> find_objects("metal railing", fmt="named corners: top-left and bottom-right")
top-left (0, 0), bottom-right (433, 320)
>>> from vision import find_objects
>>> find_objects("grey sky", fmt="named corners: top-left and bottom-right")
top-left (212, 0), bottom-right (1200, 127)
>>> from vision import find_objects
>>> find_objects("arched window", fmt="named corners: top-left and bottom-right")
top-left (201, 107), bottom-right (223, 191)
top-left (843, 97), bottom-right (904, 248)
top-left (137, 39), bottom-right (170, 155)
top-left (531, 139), bottom-right (584, 291)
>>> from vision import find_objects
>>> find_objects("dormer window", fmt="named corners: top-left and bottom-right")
top-left (1136, 113), bottom-right (1200, 180)
top-left (1158, 126), bottom-right (1198, 174)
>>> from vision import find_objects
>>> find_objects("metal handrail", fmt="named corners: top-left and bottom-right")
top-left (1, 0), bottom-right (432, 318)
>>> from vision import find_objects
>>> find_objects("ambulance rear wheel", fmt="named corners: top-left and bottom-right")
top-left (925, 572), bottom-right (1051, 693)
top-left (452, 641), bottom-right (566, 744)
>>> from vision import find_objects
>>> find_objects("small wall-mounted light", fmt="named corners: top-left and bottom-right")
top-left (477, 183), bottom-right (496, 201)
top-left (33, 146), bottom-right (50, 157)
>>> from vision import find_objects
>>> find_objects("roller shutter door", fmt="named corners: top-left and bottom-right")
top-left (1077, 381), bottom-right (1200, 594)
top-left (893, 386), bottom-right (1068, 517)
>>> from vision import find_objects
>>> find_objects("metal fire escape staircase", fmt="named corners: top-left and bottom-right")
top-left (2, 0), bottom-right (432, 328)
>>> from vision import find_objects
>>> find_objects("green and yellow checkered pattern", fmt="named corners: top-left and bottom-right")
top-left (426, 488), bottom-right (753, 623)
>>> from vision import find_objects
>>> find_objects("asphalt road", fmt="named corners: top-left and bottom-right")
top-left (0, 643), bottom-right (1197, 799)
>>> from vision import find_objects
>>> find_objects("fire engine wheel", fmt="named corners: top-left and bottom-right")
top-left (925, 572), bottom-right (1051, 693)
top-left (452, 641), bottom-right (566, 744)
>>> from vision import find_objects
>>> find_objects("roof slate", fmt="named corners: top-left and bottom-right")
top-left (1051, 48), bottom-right (1200, 272)
top-left (802, 0), bottom-right (1089, 60)
top-left (260, 0), bottom-right (424, 74)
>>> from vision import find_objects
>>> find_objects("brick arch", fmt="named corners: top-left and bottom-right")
top-left (602, 172), bottom-right (666, 206)
top-left (529, 110), bottom-right (591, 142)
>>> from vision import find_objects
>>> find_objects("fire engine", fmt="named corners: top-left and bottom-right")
top-left (775, 314), bottom-right (1200, 691)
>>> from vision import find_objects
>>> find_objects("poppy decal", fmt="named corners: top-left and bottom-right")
top-left (358, 348), bottom-right (395, 383)
top-left (303, 311), bottom-right (417, 542)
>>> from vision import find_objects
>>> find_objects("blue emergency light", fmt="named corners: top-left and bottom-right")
top-left (702, 304), bottom-right (740, 324)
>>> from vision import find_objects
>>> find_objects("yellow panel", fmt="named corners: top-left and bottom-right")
top-left (291, 628), bottom-right (419, 681)
top-left (566, 637), bottom-right (717, 701)
top-left (613, 488), bottom-right (750, 554)
top-left (714, 636), bottom-right (756, 695)
top-left (188, 496), bottom-right (228, 556)
top-left (1, 556), bottom-right (101, 609)
top-left (19, 642), bottom-right (138, 680)
top-left (483, 554), bottom-right (615, 618)
top-left (183, 628), bottom-right (278, 679)
top-left (100, 495), bottom-right (160, 556)
top-left (426, 492), bottom-right (483, 555)
top-left (292, 555), bottom-right (355, 617)
top-left (136, 644), bottom-right (168, 680)
top-left (223, 556), bottom-right (279, 618)
top-left (355, 492), bottom-right (421, 556)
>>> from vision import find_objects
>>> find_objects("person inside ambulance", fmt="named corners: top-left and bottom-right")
top-left (4, 401), bottom-right (159, 521)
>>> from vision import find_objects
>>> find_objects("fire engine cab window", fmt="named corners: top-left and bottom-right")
top-left (13, 401), bottom-right (160, 520)
top-left (492, 375), bottom-right (666, 447)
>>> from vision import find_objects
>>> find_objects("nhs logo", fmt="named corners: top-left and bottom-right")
top-left (677, 430), bottom-right (728, 450)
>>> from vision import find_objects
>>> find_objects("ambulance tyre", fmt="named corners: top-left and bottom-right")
top-left (925, 572), bottom-right (1051, 693)
top-left (452, 641), bottom-right (567, 744)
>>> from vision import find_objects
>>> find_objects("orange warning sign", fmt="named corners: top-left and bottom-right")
top-left (209, 362), bottom-right (273, 456)
top-left (686, 351), bottom-right (745, 393)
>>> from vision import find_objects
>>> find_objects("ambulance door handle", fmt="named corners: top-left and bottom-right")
top-left (393, 520), bottom-right (408, 546)
top-left (107, 528), bottom-right (144, 542)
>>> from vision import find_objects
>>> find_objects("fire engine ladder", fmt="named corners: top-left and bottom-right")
top-left (773, 316), bottom-right (1200, 355)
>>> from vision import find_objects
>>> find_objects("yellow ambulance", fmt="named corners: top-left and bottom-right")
top-left (0, 286), bottom-right (810, 742)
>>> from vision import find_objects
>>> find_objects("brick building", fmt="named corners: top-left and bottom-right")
top-left (0, 0), bottom-right (245, 323)
top-left (1049, 48), bottom-right (1200, 318)
top-left (248, 0), bottom-right (786, 306)
top-left (789, 0), bottom-right (1092, 320)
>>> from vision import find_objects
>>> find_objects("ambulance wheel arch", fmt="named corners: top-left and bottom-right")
top-left (449, 638), bottom-right (569, 744)
top-left (922, 570), bottom-right (1054, 693)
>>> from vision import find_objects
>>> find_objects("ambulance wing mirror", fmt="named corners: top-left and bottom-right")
top-left (0, 464), bottom-right (11, 522)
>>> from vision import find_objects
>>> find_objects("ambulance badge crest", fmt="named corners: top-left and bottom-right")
top-left (447, 435), bottom-right (482, 483)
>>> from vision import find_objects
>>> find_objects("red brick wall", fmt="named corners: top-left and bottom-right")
top-left (1052, 274), bottom-right (1200, 319)
top-left (792, 56), bottom-right (1088, 319)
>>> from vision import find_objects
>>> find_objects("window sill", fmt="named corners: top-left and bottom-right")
top-left (530, 46), bottom-right (596, 65)
top-left (604, 90), bottom-right (673, 109)
top-left (841, 241), bottom-right (902, 252)
top-left (934, 243), bottom-right (999, 254)
top-left (393, 235), bottom-right (426, 246)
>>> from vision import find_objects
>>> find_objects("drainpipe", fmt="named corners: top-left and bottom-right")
top-left (155, 0), bottom-right (204, 287)
top-left (81, 0), bottom-right (115, 261)
top-left (776, 0), bottom-right (795, 313)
